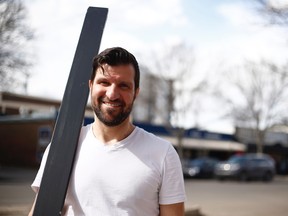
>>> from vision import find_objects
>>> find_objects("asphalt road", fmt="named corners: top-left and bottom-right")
top-left (184, 177), bottom-right (288, 216)
top-left (0, 167), bottom-right (36, 216)
top-left (0, 167), bottom-right (288, 216)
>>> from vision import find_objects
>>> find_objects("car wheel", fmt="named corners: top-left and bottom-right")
top-left (216, 176), bottom-right (225, 181)
top-left (262, 171), bottom-right (273, 182)
top-left (238, 172), bottom-right (248, 182)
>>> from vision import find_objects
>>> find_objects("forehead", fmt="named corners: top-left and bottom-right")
top-left (96, 64), bottom-right (135, 81)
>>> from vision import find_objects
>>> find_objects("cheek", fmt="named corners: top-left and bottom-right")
top-left (91, 85), bottom-right (104, 98)
top-left (90, 90), bottom-right (102, 105)
top-left (126, 93), bottom-right (137, 103)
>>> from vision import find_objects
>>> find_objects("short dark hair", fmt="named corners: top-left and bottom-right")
top-left (91, 47), bottom-right (140, 90)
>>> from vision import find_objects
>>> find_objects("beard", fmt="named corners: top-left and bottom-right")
top-left (91, 96), bottom-right (134, 127)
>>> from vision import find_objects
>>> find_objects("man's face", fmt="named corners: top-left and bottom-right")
top-left (89, 63), bottom-right (139, 127)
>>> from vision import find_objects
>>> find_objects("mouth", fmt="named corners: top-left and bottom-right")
top-left (101, 99), bottom-right (123, 108)
top-left (103, 102), bottom-right (122, 108)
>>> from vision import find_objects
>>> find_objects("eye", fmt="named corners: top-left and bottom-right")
top-left (98, 80), bottom-right (110, 86)
top-left (119, 83), bottom-right (130, 90)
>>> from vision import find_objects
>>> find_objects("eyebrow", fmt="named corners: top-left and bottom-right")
top-left (96, 77), bottom-right (133, 86)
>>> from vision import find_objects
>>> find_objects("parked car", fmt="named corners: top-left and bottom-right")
top-left (182, 157), bottom-right (219, 178)
top-left (214, 153), bottom-right (275, 182)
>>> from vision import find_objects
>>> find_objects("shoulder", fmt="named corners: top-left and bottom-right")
top-left (133, 126), bottom-right (175, 154)
top-left (135, 126), bottom-right (171, 145)
top-left (81, 123), bottom-right (92, 134)
top-left (79, 124), bottom-right (92, 140)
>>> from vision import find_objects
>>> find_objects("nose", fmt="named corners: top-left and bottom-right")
top-left (106, 84), bottom-right (120, 100)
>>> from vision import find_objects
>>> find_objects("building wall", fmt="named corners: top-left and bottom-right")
top-left (0, 118), bottom-right (54, 167)
top-left (235, 127), bottom-right (288, 147)
top-left (132, 67), bottom-right (170, 125)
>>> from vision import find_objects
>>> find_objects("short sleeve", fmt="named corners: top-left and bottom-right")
top-left (159, 144), bottom-right (186, 204)
top-left (31, 144), bottom-right (50, 193)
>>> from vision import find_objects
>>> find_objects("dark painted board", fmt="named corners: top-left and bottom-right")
top-left (33, 7), bottom-right (108, 216)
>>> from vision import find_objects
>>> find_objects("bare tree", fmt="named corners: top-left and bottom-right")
top-left (0, 0), bottom-right (34, 92)
top-left (152, 43), bottom-right (207, 128)
top-left (138, 42), bottom-right (208, 159)
top-left (218, 60), bottom-right (288, 153)
top-left (251, 0), bottom-right (288, 26)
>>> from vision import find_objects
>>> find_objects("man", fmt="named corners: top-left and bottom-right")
top-left (29, 47), bottom-right (186, 216)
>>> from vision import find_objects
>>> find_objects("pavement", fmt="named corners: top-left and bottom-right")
top-left (0, 167), bottom-right (36, 216)
top-left (0, 166), bottom-right (202, 216)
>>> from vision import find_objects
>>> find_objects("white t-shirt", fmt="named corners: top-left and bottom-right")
top-left (32, 124), bottom-right (186, 216)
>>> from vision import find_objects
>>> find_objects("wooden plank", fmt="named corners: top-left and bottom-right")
top-left (33, 7), bottom-right (108, 216)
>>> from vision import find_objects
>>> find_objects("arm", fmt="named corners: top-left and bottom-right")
top-left (159, 145), bottom-right (186, 216)
top-left (159, 202), bottom-right (185, 216)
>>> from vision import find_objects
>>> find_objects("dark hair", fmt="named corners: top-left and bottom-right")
top-left (91, 47), bottom-right (140, 90)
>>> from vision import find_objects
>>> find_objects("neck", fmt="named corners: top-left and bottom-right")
top-left (92, 118), bottom-right (135, 144)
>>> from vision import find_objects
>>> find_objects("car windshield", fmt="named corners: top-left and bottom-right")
top-left (228, 156), bottom-right (246, 164)
top-left (189, 159), bottom-right (204, 166)
top-left (182, 158), bottom-right (207, 167)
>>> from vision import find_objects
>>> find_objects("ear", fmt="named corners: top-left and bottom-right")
top-left (89, 80), bottom-right (93, 89)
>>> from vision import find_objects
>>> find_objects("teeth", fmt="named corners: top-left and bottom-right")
top-left (105, 102), bottom-right (121, 107)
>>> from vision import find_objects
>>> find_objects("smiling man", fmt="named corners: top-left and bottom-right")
top-left (29, 47), bottom-right (186, 216)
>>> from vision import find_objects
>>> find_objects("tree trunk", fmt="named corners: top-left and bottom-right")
top-left (255, 129), bottom-right (265, 153)
top-left (176, 128), bottom-right (185, 160)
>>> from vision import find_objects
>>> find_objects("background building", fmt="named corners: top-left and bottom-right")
top-left (235, 127), bottom-right (288, 174)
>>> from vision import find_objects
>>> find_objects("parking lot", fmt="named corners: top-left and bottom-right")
top-left (0, 167), bottom-right (36, 215)
top-left (185, 177), bottom-right (288, 216)
top-left (0, 167), bottom-right (288, 216)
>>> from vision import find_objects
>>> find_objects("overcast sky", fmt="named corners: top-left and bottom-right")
top-left (25, 0), bottom-right (288, 133)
